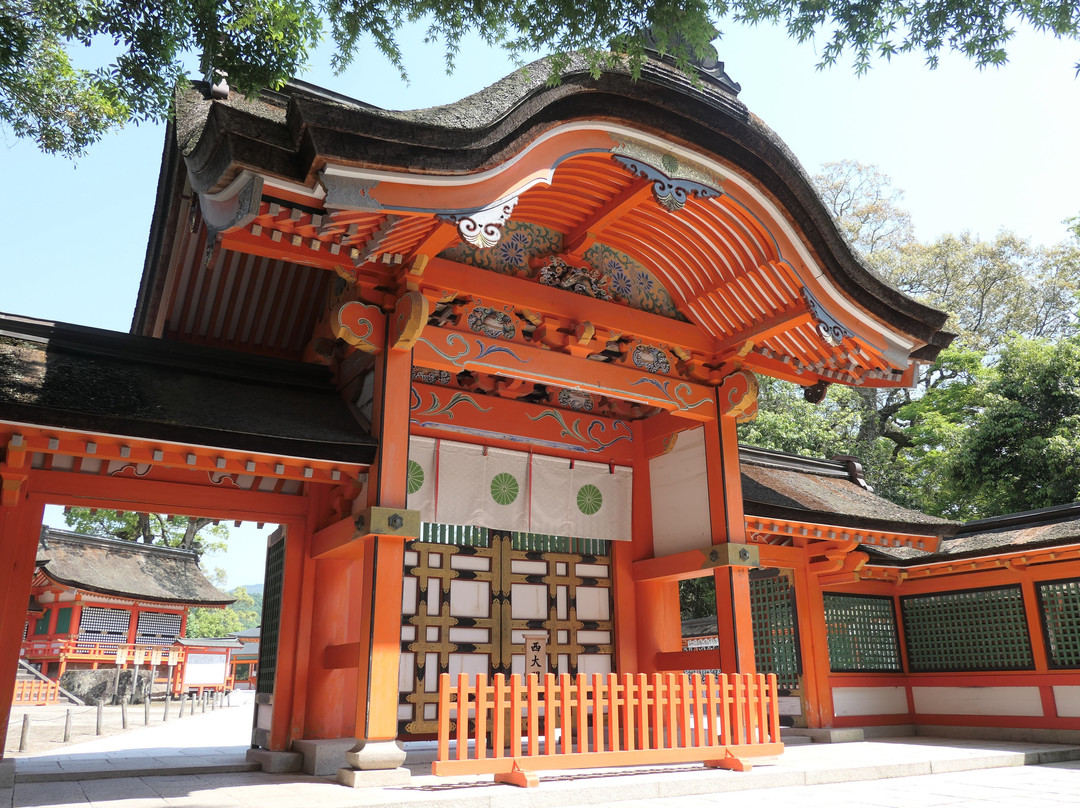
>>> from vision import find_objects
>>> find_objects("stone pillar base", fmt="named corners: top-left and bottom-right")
top-left (337, 766), bottom-right (411, 788)
top-left (337, 739), bottom-right (410, 788)
top-left (246, 748), bottom-right (303, 773)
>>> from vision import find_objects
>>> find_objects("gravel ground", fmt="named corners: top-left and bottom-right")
top-left (5, 693), bottom-right (234, 757)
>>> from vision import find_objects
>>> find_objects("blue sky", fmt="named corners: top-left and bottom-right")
top-left (9, 21), bottom-right (1080, 586)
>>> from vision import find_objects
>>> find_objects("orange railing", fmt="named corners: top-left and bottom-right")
top-left (13, 679), bottom-right (59, 705)
top-left (434, 672), bottom-right (783, 787)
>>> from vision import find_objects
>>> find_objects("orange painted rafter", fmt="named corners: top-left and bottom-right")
top-left (745, 516), bottom-right (940, 553)
top-left (564, 178), bottom-right (654, 256)
top-left (1, 426), bottom-right (362, 485)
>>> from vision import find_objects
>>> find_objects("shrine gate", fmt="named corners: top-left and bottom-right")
top-left (0, 49), bottom-right (964, 784)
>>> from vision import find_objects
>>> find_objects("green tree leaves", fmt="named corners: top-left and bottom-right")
top-left (62, 508), bottom-right (229, 556)
top-left (7, 0), bottom-right (1080, 155)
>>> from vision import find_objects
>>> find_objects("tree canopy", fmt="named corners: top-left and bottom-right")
top-left (4, 0), bottom-right (1080, 156)
top-left (62, 508), bottom-right (229, 556)
top-left (738, 160), bottom-right (1080, 520)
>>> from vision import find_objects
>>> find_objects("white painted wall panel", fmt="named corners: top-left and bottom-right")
top-left (1053, 686), bottom-right (1080, 717)
top-left (912, 686), bottom-right (1043, 717)
top-left (832, 686), bottom-right (908, 716)
top-left (650, 427), bottom-right (711, 557)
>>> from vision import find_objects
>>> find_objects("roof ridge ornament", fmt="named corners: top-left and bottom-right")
top-left (641, 26), bottom-right (742, 95)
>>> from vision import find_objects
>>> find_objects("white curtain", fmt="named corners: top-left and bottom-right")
top-left (407, 436), bottom-right (437, 521)
top-left (567, 460), bottom-right (632, 541)
top-left (409, 436), bottom-right (632, 541)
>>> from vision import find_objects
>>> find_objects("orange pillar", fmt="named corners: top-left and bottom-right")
top-left (342, 319), bottom-right (414, 785)
top-left (0, 494), bottom-right (45, 756)
top-left (705, 373), bottom-right (758, 674)
top-left (793, 566), bottom-right (835, 727)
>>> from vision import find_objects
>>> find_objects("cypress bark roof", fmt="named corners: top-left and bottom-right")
top-left (36, 529), bottom-right (234, 606)
top-left (739, 445), bottom-right (958, 536)
top-left (0, 314), bottom-right (376, 464)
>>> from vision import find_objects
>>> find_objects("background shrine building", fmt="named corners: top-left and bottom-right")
top-left (2, 49), bottom-right (1078, 782)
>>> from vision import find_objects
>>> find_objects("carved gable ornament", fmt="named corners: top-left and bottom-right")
top-left (611, 139), bottom-right (724, 211)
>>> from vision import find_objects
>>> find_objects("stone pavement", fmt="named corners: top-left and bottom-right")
top-left (3, 698), bottom-right (1080, 808)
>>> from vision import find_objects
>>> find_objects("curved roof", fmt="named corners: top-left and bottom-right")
top-left (36, 529), bottom-right (234, 606)
top-left (139, 55), bottom-right (951, 392)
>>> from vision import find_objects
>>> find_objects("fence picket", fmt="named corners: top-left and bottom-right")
top-left (431, 671), bottom-right (782, 785)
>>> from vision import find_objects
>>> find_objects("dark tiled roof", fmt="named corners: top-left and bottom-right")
top-left (739, 446), bottom-right (958, 535)
top-left (229, 626), bottom-right (261, 639)
top-left (37, 529), bottom-right (233, 606)
top-left (0, 314), bottom-right (376, 464)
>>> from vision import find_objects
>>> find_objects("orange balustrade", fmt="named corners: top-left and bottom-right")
top-left (13, 679), bottom-right (59, 705)
top-left (434, 672), bottom-right (783, 787)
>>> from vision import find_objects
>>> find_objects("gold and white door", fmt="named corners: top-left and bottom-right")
top-left (398, 527), bottom-right (613, 736)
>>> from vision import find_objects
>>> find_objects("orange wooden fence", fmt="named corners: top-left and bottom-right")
top-left (434, 671), bottom-right (783, 787)
top-left (13, 679), bottom-right (59, 706)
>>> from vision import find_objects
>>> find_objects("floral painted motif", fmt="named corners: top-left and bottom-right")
top-left (585, 244), bottom-right (687, 321)
top-left (407, 460), bottom-right (425, 495)
top-left (576, 484), bottom-right (603, 515)
top-left (439, 220), bottom-right (687, 321)
top-left (632, 344), bottom-right (671, 374)
top-left (490, 472), bottom-right (520, 506)
top-left (440, 221), bottom-right (562, 277)
top-left (467, 306), bottom-right (516, 339)
top-left (558, 388), bottom-right (595, 412)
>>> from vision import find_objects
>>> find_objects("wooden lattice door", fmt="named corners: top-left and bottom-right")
top-left (398, 527), bottom-right (614, 736)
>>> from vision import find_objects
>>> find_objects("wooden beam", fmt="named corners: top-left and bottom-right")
top-left (27, 470), bottom-right (310, 521)
top-left (414, 326), bottom-right (716, 420)
top-left (422, 257), bottom-right (716, 354)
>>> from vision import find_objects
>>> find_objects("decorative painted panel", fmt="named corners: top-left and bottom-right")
top-left (440, 221), bottom-right (686, 321)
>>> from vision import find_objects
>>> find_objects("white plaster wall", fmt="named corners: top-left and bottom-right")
top-left (912, 686), bottom-right (1043, 717)
top-left (1053, 686), bottom-right (1080, 717)
top-left (832, 686), bottom-right (909, 716)
top-left (649, 427), bottom-right (711, 557)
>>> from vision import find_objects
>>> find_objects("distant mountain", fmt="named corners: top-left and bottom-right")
top-left (237, 584), bottom-right (263, 595)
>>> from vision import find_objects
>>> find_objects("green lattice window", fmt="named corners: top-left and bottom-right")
top-left (749, 572), bottom-right (801, 691)
top-left (901, 586), bottom-right (1033, 672)
top-left (34, 611), bottom-right (49, 635)
top-left (824, 593), bottom-right (902, 672)
top-left (1037, 578), bottom-right (1080, 669)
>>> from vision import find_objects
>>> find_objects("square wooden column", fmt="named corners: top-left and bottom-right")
top-left (705, 371), bottom-right (759, 674)
top-left (342, 300), bottom-right (424, 786)
top-left (0, 493), bottom-right (45, 757)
